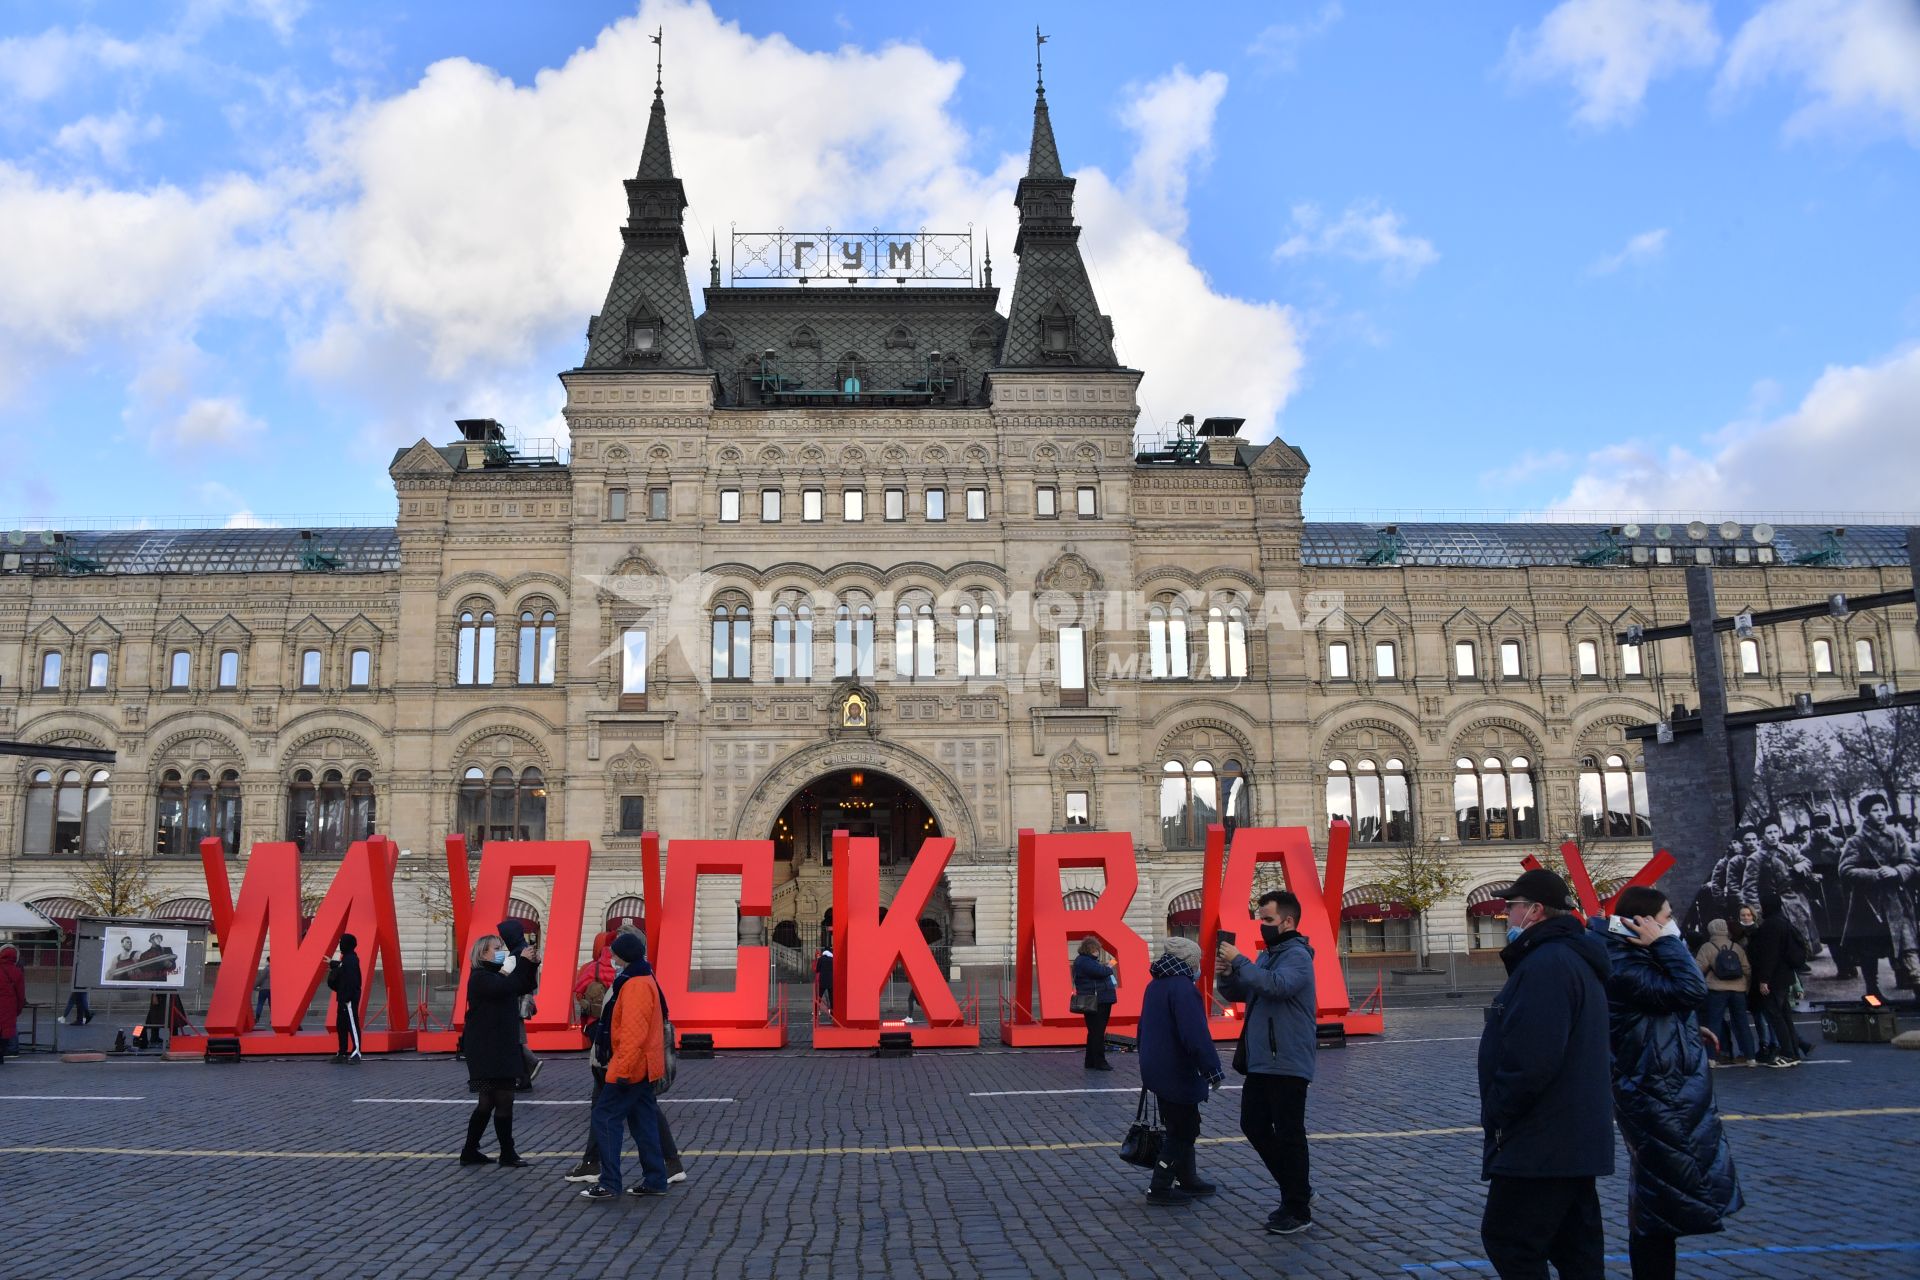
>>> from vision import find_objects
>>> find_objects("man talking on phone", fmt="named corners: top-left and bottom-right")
top-left (1476, 868), bottom-right (1612, 1279)
top-left (1215, 889), bottom-right (1318, 1235)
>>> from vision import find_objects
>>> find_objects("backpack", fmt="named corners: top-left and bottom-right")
top-left (1711, 943), bottom-right (1744, 982)
top-left (578, 979), bottom-right (608, 1023)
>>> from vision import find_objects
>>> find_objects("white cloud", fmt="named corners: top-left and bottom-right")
top-left (1249, 3), bottom-right (1344, 72)
top-left (0, 26), bottom-right (150, 102)
top-left (1505, 0), bottom-right (1720, 128)
top-left (159, 396), bottom-right (265, 449)
top-left (1588, 226), bottom-right (1669, 275)
top-left (53, 111), bottom-right (166, 167)
top-left (1720, 0), bottom-right (1920, 145)
top-left (1550, 346), bottom-right (1920, 514)
top-left (1117, 67), bottom-right (1228, 237)
top-left (1274, 200), bottom-right (1438, 280)
top-left (1481, 449), bottom-right (1574, 488)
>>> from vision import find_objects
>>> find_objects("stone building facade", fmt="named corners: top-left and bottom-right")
top-left (3, 74), bottom-right (1914, 976)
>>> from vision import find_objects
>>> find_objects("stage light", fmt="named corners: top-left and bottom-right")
top-left (1864, 993), bottom-right (1885, 1009)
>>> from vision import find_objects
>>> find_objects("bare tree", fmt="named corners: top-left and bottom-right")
top-left (65, 848), bottom-right (162, 918)
top-left (1373, 837), bottom-right (1470, 964)
top-left (414, 851), bottom-right (476, 973)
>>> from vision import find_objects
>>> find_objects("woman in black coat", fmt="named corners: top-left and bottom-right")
top-left (461, 933), bottom-right (539, 1167)
top-left (1597, 886), bottom-right (1742, 1280)
top-left (1071, 937), bottom-right (1117, 1071)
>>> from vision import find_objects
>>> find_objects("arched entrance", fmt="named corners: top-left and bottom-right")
top-left (765, 768), bottom-right (952, 978)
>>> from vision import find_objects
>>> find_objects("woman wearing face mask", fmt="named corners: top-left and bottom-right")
top-left (1593, 886), bottom-right (1742, 1279)
top-left (460, 933), bottom-right (540, 1167)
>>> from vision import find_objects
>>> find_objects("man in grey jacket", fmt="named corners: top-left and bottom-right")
top-left (1216, 889), bottom-right (1318, 1235)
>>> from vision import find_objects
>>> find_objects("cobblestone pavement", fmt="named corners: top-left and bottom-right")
top-left (3, 1005), bottom-right (1916, 1279)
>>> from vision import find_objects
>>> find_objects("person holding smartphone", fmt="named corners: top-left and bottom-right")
top-left (1594, 887), bottom-right (1742, 1279)
top-left (1072, 936), bottom-right (1117, 1071)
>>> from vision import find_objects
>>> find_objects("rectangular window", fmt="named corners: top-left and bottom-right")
top-left (884, 488), bottom-right (905, 521)
top-left (761, 489), bottom-right (782, 522)
top-left (1620, 643), bottom-right (1643, 676)
top-left (1499, 640), bottom-right (1522, 679)
top-left (1076, 485), bottom-right (1098, 518)
top-left (301, 649), bottom-right (322, 688)
top-left (1857, 639), bottom-right (1876, 674)
top-left (1739, 638), bottom-right (1761, 675)
top-left (649, 488), bottom-right (669, 521)
top-left (217, 650), bottom-right (238, 689)
top-left (1454, 641), bottom-right (1477, 678)
top-left (618, 795), bottom-right (646, 835)
top-left (1374, 641), bottom-right (1397, 680)
top-left (1036, 485), bottom-right (1057, 518)
top-left (719, 489), bottom-right (740, 522)
top-left (1577, 640), bottom-right (1600, 676)
top-left (1327, 642), bottom-right (1350, 680)
top-left (40, 651), bottom-right (61, 688)
top-left (169, 650), bottom-right (192, 688)
top-left (966, 488), bottom-right (986, 521)
top-left (802, 489), bottom-right (823, 522)
top-left (1065, 791), bottom-right (1090, 827)
top-left (350, 648), bottom-right (372, 688)
top-left (1058, 626), bottom-right (1087, 707)
top-left (925, 488), bottom-right (946, 521)
top-left (88, 651), bottom-right (110, 689)
top-left (843, 489), bottom-right (864, 521)
top-left (621, 629), bottom-right (648, 695)
top-left (606, 488), bottom-right (628, 521)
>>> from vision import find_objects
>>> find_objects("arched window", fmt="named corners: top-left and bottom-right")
top-left (1856, 638), bottom-right (1876, 674)
top-left (1812, 637), bottom-right (1834, 673)
top-left (957, 597), bottom-right (998, 678)
top-left (27, 767), bottom-right (109, 855)
top-left (1220, 759), bottom-right (1251, 833)
top-left (300, 648), bottom-right (322, 688)
top-left (1454, 756), bottom-right (1539, 841)
top-left (169, 649), bottom-right (192, 689)
top-left (316, 769), bottom-right (348, 855)
top-left (156, 769), bottom-right (186, 856)
top-left (457, 765), bottom-right (546, 852)
top-left (1576, 640), bottom-right (1600, 677)
top-left (1326, 758), bottom-right (1411, 844)
top-left (1499, 640), bottom-right (1523, 679)
top-left (217, 649), bottom-right (239, 688)
top-left (185, 769), bottom-right (215, 853)
top-left (1149, 603), bottom-right (1191, 679)
top-left (1206, 604), bottom-right (1248, 679)
top-left (1738, 638), bottom-right (1761, 675)
top-left (349, 648), bottom-right (372, 688)
top-left (1160, 759), bottom-right (1221, 849)
top-left (456, 610), bottom-right (495, 685)
top-left (894, 597), bottom-right (935, 679)
top-left (834, 601), bottom-right (875, 677)
top-left (1374, 640), bottom-right (1398, 679)
top-left (88, 649), bottom-right (111, 688)
top-left (349, 769), bottom-right (376, 842)
top-left (772, 603), bottom-right (813, 682)
top-left (216, 769), bottom-right (242, 858)
top-left (518, 609), bottom-right (557, 684)
top-left (1454, 640), bottom-right (1478, 679)
top-left (40, 651), bottom-right (62, 688)
top-left (1326, 641), bottom-right (1350, 681)
top-left (711, 604), bottom-right (751, 680)
top-left (286, 768), bottom-right (353, 856)
top-left (1578, 754), bottom-right (1651, 839)
top-left (285, 769), bottom-right (314, 852)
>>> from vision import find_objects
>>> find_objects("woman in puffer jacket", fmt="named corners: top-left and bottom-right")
top-left (1596, 886), bottom-right (1742, 1279)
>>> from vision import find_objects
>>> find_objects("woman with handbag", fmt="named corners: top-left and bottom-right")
top-left (1072, 937), bottom-right (1118, 1071)
top-left (460, 933), bottom-right (540, 1167)
top-left (1136, 937), bottom-right (1225, 1206)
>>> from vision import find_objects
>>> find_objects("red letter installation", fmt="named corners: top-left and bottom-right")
top-left (817, 830), bottom-right (977, 1048)
top-left (1002, 828), bottom-right (1149, 1047)
top-left (188, 835), bottom-right (414, 1055)
top-left (644, 835), bottom-right (785, 1048)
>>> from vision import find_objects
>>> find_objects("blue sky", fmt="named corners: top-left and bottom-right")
top-left (1, 0), bottom-right (1916, 526)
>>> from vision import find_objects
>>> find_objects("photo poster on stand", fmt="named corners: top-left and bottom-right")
top-left (97, 923), bottom-right (193, 988)
top-left (1677, 706), bottom-right (1919, 1002)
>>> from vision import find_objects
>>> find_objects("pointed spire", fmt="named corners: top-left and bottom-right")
top-left (636, 28), bottom-right (675, 181)
top-left (1027, 26), bottom-right (1064, 180)
top-left (710, 231), bottom-right (721, 287)
top-left (982, 230), bottom-right (992, 288)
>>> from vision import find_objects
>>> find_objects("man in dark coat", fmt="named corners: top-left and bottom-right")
top-left (498, 919), bottom-right (541, 1087)
top-left (814, 947), bottom-right (834, 1022)
top-left (1801, 815), bottom-right (1852, 978)
top-left (1838, 793), bottom-right (1920, 997)
top-left (325, 933), bottom-right (364, 1063)
top-left (1216, 889), bottom-right (1318, 1235)
top-left (1477, 868), bottom-right (1613, 1280)
top-left (1745, 896), bottom-right (1804, 1065)
top-left (1137, 937), bottom-right (1224, 1205)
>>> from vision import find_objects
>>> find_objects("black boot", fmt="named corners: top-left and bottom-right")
top-left (1146, 1161), bottom-right (1192, 1206)
top-left (459, 1110), bottom-right (492, 1165)
top-left (495, 1113), bottom-right (527, 1168)
top-left (1174, 1152), bottom-right (1216, 1196)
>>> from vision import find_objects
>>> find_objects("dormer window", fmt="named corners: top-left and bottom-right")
top-left (1040, 303), bottom-right (1076, 359)
top-left (627, 319), bottom-right (657, 353)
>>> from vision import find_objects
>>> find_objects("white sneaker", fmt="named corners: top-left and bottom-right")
top-left (57, 1016), bottom-right (66, 1025)
top-left (667, 1170), bottom-right (687, 1185)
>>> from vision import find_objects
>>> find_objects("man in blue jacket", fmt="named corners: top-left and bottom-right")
top-left (1477, 868), bottom-right (1613, 1279)
top-left (1216, 889), bottom-right (1318, 1235)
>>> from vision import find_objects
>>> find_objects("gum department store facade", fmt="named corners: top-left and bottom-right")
top-left (3, 74), bottom-right (1914, 978)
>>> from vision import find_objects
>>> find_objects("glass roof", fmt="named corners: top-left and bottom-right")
top-left (0, 527), bottom-right (400, 575)
top-left (1301, 522), bottom-right (1910, 568)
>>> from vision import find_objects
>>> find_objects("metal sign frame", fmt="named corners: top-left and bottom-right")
top-left (731, 228), bottom-right (973, 282)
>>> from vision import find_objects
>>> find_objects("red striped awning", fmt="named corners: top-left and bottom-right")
top-left (1340, 901), bottom-right (1412, 922)
top-left (1467, 899), bottom-right (1509, 918)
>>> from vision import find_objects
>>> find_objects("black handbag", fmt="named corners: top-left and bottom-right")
top-left (1231, 1021), bottom-right (1249, 1076)
top-left (1118, 1088), bottom-right (1164, 1168)
top-left (1069, 990), bottom-right (1099, 1014)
